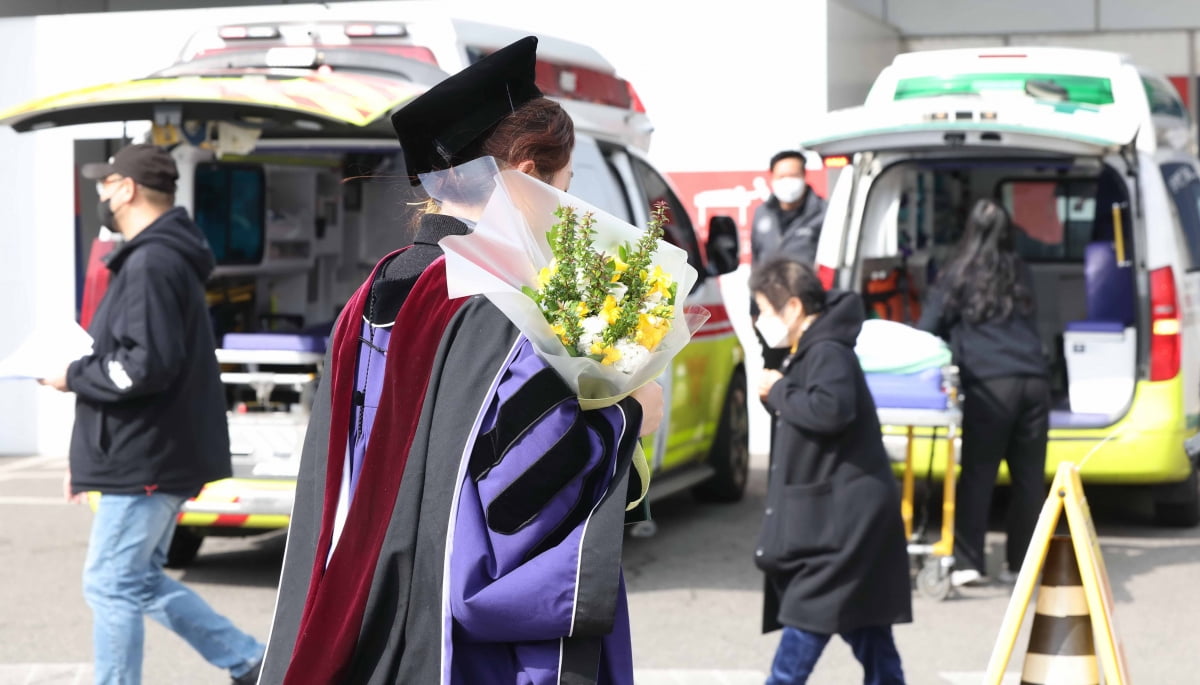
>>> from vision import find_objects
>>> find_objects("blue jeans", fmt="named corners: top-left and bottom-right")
top-left (83, 493), bottom-right (264, 685)
top-left (766, 625), bottom-right (905, 685)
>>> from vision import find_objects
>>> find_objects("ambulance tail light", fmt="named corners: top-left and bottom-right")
top-left (1149, 266), bottom-right (1181, 382)
top-left (627, 82), bottom-right (646, 113)
top-left (823, 156), bottom-right (850, 169)
top-left (817, 264), bottom-right (837, 290)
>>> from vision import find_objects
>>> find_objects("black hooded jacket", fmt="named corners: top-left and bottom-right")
top-left (756, 290), bottom-right (911, 634)
top-left (67, 207), bottom-right (231, 496)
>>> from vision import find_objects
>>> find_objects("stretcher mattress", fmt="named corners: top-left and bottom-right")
top-left (865, 367), bottom-right (948, 410)
top-left (222, 332), bottom-right (328, 354)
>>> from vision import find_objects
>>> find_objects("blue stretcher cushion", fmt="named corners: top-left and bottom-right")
top-left (1064, 320), bottom-right (1125, 334)
top-left (222, 332), bottom-right (328, 354)
top-left (865, 367), bottom-right (947, 410)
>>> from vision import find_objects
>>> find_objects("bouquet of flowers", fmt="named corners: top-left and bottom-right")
top-left (439, 164), bottom-right (708, 402)
top-left (522, 202), bottom-right (678, 375)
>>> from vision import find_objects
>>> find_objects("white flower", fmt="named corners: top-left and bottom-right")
top-left (610, 283), bottom-right (628, 302)
top-left (613, 339), bottom-right (651, 375)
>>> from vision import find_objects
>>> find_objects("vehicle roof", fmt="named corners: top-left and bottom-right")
top-left (887, 46), bottom-right (1135, 77)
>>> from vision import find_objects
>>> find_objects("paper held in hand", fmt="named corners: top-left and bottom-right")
top-left (440, 168), bottom-right (709, 401)
top-left (0, 320), bottom-right (94, 380)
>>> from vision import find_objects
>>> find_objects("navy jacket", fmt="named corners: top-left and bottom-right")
top-left (68, 207), bottom-right (230, 496)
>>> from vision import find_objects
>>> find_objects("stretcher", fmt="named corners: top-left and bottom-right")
top-left (213, 332), bottom-right (327, 480)
top-left (868, 364), bottom-right (962, 601)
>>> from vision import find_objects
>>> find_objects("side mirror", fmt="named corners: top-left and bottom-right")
top-left (706, 215), bottom-right (740, 276)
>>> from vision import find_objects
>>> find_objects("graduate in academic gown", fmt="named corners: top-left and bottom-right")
top-left (258, 37), bottom-right (662, 685)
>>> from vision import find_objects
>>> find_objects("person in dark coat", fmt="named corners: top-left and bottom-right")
top-left (259, 37), bottom-right (663, 685)
top-left (917, 198), bottom-right (1049, 588)
top-left (750, 150), bottom-right (828, 371)
top-left (41, 143), bottom-right (264, 685)
top-left (750, 257), bottom-right (911, 685)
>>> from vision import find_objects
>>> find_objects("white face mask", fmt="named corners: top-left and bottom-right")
top-left (771, 176), bottom-right (806, 204)
top-left (755, 314), bottom-right (791, 349)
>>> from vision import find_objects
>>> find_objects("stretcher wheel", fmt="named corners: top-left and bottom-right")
top-left (916, 560), bottom-right (952, 601)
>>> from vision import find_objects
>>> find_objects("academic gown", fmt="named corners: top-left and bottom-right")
top-left (260, 213), bottom-right (645, 685)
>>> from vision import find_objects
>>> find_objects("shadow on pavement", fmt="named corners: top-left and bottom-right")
top-left (176, 530), bottom-right (286, 589)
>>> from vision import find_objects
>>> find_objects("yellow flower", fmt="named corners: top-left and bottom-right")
top-left (537, 261), bottom-right (558, 289)
top-left (648, 265), bottom-right (673, 298)
top-left (552, 322), bottom-right (569, 345)
top-left (610, 255), bottom-right (629, 283)
top-left (635, 313), bottom-right (669, 352)
top-left (576, 301), bottom-right (590, 318)
top-left (600, 295), bottom-right (621, 325)
top-left (589, 343), bottom-right (622, 365)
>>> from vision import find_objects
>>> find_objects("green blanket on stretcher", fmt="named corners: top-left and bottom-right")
top-left (854, 319), bottom-right (952, 374)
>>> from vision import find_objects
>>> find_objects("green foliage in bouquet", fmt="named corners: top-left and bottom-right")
top-left (522, 202), bottom-right (678, 371)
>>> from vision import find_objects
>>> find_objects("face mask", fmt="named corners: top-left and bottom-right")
top-left (755, 314), bottom-right (791, 349)
top-left (96, 198), bottom-right (116, 231)
top-left (771, 176), bottom-right (806, 204)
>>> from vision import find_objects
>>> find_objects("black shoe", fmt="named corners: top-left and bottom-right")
top-left (232, 657), bottom-right (263, 685)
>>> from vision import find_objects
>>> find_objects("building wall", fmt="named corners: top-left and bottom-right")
top-left (0, 18), bottom-right (40, 455)
top-left (827, 0), bottom-right (904, 111)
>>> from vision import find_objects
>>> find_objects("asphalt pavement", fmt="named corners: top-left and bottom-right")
top-left (2, 451), bottom-right (1199, 684)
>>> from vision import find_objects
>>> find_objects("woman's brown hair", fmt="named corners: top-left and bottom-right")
top-left (479, 97), bottom-right (575, 181)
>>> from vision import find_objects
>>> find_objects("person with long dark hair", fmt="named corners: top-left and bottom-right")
top-left (918, 198), bottom-right (1050, 587)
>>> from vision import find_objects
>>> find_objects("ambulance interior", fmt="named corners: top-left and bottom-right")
top-left (852, 157), bottom-right (1139, 428)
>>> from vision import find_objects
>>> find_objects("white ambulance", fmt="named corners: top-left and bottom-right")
top-left (1, 17), bottom-right (746, 564)
top-left (804, 47), bottom-right (1200, 525)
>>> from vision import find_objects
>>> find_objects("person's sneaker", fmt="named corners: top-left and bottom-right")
top-left (996, 565), bottom-right (1018, 585)
top-left (231, 657), bottom-right (263, 685)
top-left (950, 568), bottom-right (987, 587)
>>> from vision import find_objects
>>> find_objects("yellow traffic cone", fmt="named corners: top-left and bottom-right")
top-left (1020, 535), bottom-right (1099, 685)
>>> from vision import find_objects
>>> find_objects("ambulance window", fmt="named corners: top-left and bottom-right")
top-left (999, 179), bottom-right (1098, 262)
top-left (628, 156), bottom-right (705, 273)
top-left (194, 163), bottom-right (265, 265)
top-left (569, 136), bottom-right (633, 223)
top-left (1161, 163), bottom-right (1200, 271)
top-left (1143, 77), bottom-right (1189, 121)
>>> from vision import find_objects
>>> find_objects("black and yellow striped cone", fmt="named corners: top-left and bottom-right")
top-left (1020, 535), bottom-right (1099, 685)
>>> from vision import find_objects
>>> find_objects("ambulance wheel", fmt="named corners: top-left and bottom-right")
top-left (916, 561), bottom-right (952, 601)
top-left (1153, 465), bottom-right (1200, 528)
top-left (694, 369), bottom-right (749, 503)
top-left (165, 526), bottom-right (204, 568)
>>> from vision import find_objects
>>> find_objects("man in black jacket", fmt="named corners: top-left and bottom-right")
top-left (750, 150), bottom-right (828, 371)
top-left (41, 144), bottom-right (264, 685)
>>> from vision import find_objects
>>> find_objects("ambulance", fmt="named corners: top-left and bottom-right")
top-left (804, 47), bottom-right (1200, 525)
top-left (0, 17), bottom-right (747, 565)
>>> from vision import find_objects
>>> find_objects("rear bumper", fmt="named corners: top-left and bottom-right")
top-left (177, 477), bottom-right (295, 530)
top-left (884, 376), bottom-right (1195, 486)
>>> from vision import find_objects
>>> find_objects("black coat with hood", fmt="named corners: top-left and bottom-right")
top-left (756, 290), bottom-right (912, 635)
top-left (67, 207), bottom-right (231, 496)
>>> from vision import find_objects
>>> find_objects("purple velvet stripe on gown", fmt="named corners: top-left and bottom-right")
top-left (349, 320), bottom-right (391, 500)
top-left (447, 338), bottom-right (634, 685)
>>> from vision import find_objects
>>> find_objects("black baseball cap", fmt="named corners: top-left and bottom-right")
top-left (82, 144), bottom-right (179, 193)
top-left (391, 35), bottom-right (543, 186)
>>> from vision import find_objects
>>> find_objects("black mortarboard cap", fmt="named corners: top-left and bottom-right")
top-left (391, 35), bottom-right (542, 185)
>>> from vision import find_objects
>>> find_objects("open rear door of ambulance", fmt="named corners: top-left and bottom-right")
top-left (0, 66), bottom-right (427, 138)
top-left (802, 95), bottom-right (1139, 291)
top-left (802, 95), bottom-right (1138, 161)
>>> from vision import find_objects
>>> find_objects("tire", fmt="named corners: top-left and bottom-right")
top-left (1153, 465), bottom-right (1200, 528)
top-left (165, 526), bottom-right (205, 568)
top-left (693, 369), bottom-right (750, 503)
